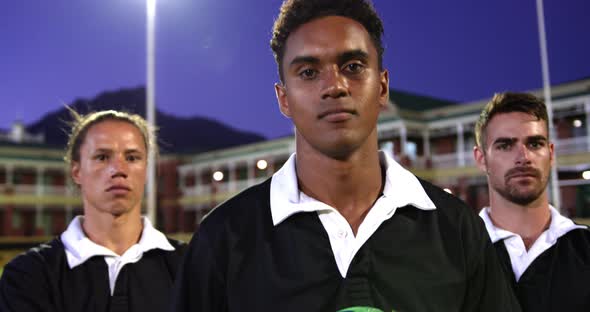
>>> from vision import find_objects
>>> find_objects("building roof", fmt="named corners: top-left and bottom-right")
top-left (389, 89), bottom-right (456, 112)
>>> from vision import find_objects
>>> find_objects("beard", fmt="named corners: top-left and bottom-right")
top-left (490, 166), bottom-right (549, 206)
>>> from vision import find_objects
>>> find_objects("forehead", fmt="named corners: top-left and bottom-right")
top-left (283, 15), bottom-right (375, 63)
top-left (82, 120), bottom-right (145, 150)
top-left (486, 112), bottom-right (547, 141)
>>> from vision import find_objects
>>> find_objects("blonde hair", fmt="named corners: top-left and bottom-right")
top-left (64, 108), bottom-right (157, 165)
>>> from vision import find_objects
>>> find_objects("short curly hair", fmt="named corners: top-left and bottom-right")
top-left (270, 0), bottom-right (384, 83)
top-left (64, 108), bottom-right (157, 166)
top-left (475, 92), bottom-right (549, 149)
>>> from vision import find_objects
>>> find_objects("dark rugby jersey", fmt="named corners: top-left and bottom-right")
top-left (494, 228), bottom-right (590, 312)
top-left (0, 238), bottom-right (185, 312)
top-left (172, 178), bottom-right (520, 312)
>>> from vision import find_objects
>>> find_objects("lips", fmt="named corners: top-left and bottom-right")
top-left (318, 108), bottom-right (356, 121)
top-left (106, 185), bottom-right (131, 193)
top-left (505, 167), bottom-right (540, 180)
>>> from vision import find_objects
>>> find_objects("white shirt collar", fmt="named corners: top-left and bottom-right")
top-left (479, 205), bottom-right (586, 245)
top-left (270, 151), bottom-right (436, 226)
top-left (61, 215), bottom-right (175, 269)
top-left (480, 205), bottom-right (586, 281)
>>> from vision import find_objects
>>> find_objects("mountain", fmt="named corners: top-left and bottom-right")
top-left (25, 87), bottom-right (266, 154)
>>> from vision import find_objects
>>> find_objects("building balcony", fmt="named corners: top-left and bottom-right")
top-left (0, 184), bottom-right (69, 196)
top-left (410, 135), bottom-right (590, 170)
top-left (554, 136), bottom-right (590, 155)
top-left (179, 177), bottom-right (268, 208)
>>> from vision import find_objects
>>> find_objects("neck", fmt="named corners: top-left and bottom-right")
top-left (295, 134), bottom-right (383, 235)
top-left (81, 206), bottom-right (143, 255)
top-left (488, 191), bottom-right (551, 250)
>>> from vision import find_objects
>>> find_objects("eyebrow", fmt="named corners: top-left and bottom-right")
top-left (493, 137), bottom-right (518, 144)
top-left (338, 49), bottom-right (369, 64)
top-left (94, 148), bottom-right (113, 154)
top-left (289, 55), bottom-right (319, 68)
top-left (288, 49), bottom-right (370, 68)
top-left (526, 135), bottom-right (548, 141)
top-left (492, 135), bottom-right (548, 145)
top-left (93, 148), bottom-right (144, 154)
top-left (124, 149), bottom-right (144, 154)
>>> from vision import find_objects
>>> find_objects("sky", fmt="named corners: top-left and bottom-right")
top-left (1, 0), bottom-right (589, 139)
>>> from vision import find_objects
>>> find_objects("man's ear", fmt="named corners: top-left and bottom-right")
top-left (549, 141), bottom-right (555, 166)
top-left (378, 69), bottom-right (390, 110)
top-left (473, 145), bottom-right (488, 174)
top-left (275, 83), bottom-right (292, 118)
top-left (71, 162), bottom-right (81, 185)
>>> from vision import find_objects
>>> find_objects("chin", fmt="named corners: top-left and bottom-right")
top-left (320, 145), bottom-right (357, 160)
top-left (102, 203), bottom-right (135, 217)
top-left (506, 188), bottom-right (545, 206)
top-left (320, 136), bottom-right (367, 159)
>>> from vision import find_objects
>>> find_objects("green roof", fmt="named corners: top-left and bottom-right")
top-left (389, 89), bottom-right (456, 112)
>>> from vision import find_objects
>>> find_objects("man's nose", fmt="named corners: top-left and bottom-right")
top-left (109, 156), bottom-right (128, 178)
top-left (515, 144), bottom-right (532, 165)
top-left (321, 67), bottom-right (349, 100)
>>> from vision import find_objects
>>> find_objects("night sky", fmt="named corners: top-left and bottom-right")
top-left (1, 0), bottom-right (589, 139)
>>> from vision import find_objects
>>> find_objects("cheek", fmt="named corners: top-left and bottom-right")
top-left (542, 157), bottom-right (553, 172)
top-left (489, 161), bottom-right (504, 175)
top-left (132, 166), bottom-right (148, 180)
top-left (79, 167), bottom-right (101, 182)
top-left (287, 101), bottom-right (313, 122)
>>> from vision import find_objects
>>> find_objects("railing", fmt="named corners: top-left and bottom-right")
top-left (554, 136), bottom-right (590, 155)
top-left (431, 153), bottom-right (462, 168)
top-left (181, 177), bottom-right (268, 197)
top-left (4, 185), bottom-right (35, 194)
top-left (413, 151), bottom-right (475, 169)
top-left (43, 185), bottom-right (68, 195)
top-left (0, 184), bottom-right (68, 195)
top-left (411, 136), bottom-right (590, 170)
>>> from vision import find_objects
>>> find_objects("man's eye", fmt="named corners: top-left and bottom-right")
top-left (343, 62), bottom-right (364, 74)
top-left (528, 142), bottom-right (544, 149)
top-left (496, 143), bottom-right (511, 151)
top-left (127, 155), bottom-right (142, 162)
top-left (299, 68), bottom-right (317, 80)
top-left (95, 154), bottom-right (108, 161)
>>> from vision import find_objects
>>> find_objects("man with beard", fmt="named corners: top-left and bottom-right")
top-left (474, 92), bottom-right (590, 311)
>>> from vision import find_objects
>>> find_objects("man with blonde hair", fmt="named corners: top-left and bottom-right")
top-left (0, 110), bottom-right (185, 312)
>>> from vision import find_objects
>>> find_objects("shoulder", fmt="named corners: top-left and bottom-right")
top-left (557, 227), bottom-right (590, 258)
top-left (4, 238), bottom-right (64, 272)
top-left (417, 178), bottom-right (474, 219)
top-left (0, 238), bottom-right (65, 291)
top-left (568, 223), bottom-right (590, 236)
top-left (199, 178), bottom-right (272, 234)
top-left (557, 222), bottom-right (590, 245)
top-left (415, 178), bottom-right (488, 248)
top-left (166, 237), bottom-right (188, 256)
top-left (185, 179), bottom-right (273, 264)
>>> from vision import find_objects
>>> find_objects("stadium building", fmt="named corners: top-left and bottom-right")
top-left (1, 78), bottom-right (589, 236)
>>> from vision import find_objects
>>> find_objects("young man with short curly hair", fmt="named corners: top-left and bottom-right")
top-left (173, 1), bottom-right (520, 310)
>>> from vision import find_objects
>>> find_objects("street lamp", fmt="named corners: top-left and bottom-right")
top-left (146, 0), bottom-right (157, 225)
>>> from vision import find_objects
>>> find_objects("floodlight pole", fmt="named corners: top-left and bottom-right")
top-left (146, 0), bottom-right (157, 225)
top-left (536, 0), bottom-right (561, 211)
